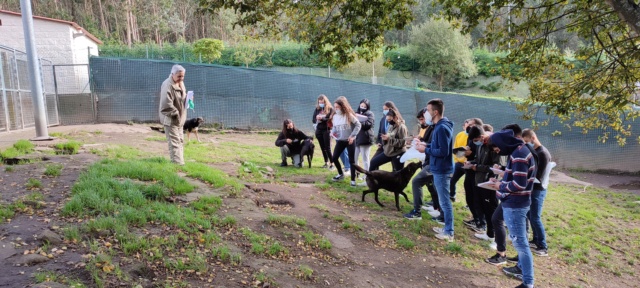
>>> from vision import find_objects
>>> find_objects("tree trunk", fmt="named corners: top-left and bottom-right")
top-left (125, 0), bottom-right (132, 48)
top-left (605, 0), bottom-right (640, 36)
top-left (97, 0), bottom-right (108, 37)
top-left (438, 74), bottom-right (444, 91)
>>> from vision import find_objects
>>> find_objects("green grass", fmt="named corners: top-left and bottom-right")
top-left (54, 140), bottom-right (82, 155)
top-left (266, 214), bottom-right (307, 228)
top-left (191, 196), bottom-right (222, 214)
top-left (33, 270), bottom-right (85, 287)
top-left (300, 230), bottom-right (332, 250)
top-left (4, 166), bottom-right (14, 172)
top-left (392, 230), bottom-right (415, 250)
top-left (0, 205), bottom-right (15, 223)
top-left (240, 227), bottom-right (289, 257)
top-left (44, 163), bottom-right (64, 176)
top-left (0, 139), bottom-right (36, 161)
top-left (26, 178), bottom-right (43, 189)
top-left (181, 162), bottom-right (243, 192)
top-left (89, 144), bottom-right (150, 159)
top-left (211, 245), bottom-right (242, 265)
top-left (145, 136), bottom-right (166, 141)
top-left (294, 265), bottom-right (314, 281)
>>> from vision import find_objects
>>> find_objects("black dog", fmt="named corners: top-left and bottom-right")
top-left (300, 137), bottom-right (315, 168)
top-left (183, 117), bottom-right (204, 142)
top-left (354, 162), bottom-right (422, 211)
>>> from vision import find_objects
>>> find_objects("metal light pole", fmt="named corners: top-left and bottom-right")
top-left (20, 0), bottom-right (51, 140)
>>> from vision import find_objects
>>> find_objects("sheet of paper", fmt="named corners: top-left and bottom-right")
top-left (477, 181), bottom-right (498, 191)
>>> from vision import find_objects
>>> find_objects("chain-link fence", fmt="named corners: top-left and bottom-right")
top-left (87, 57), bottom-right (640, 172)
top-left (0, 45), bottom-right (58, 133)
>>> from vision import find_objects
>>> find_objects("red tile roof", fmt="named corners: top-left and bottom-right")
top-left (0, 9), bottom-right (103, 45)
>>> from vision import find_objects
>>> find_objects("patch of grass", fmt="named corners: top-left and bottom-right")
top-left (26, 178), bottom-right (43, 189)
top-left (253, 271), bottom-right (277, 287)
top-left (266, 214), bottom-right (307, 228)
top-left (0, 205), bottom-right (15, 223)
top-left (44, 163), bottom-right (64, 177)
top-left (33, 270), bottom-right (85, 287)
top-left (63, 225), bottom-right (82, 243)
top-left (300, 230), bottom-right (332, 250)
top-left (211, 245), bottom-right (242, 265)
top-left (294, 265), bottom-right (315, 281)
top-left (25, 191), bottom-right (45, 202)
top-left (93, 130), bottom-right (103, 135)
top-left (240, 227), bottom-right (288, 257)
top-left (13, 139), bottom-right (35, 152)
top-left (392, 231), bottom-right (415, 250)
top-left (90, 144), bottom-right (149, 159)
top-left (0, 147), bottom-right (20, 159)
top-left (4, 166), bottom-right (14, 172)
top-left (49, 132), bottom-right (65, 138)
top-left (191, 196), bottom-right (223, 214)
top-left (145, 136), bottom-right (166, 142)
top-left (444, 242), bottom-right (463, 254)
top-left (181, 162), bottom-right (243, 192)
top-left (309, 203), bottom-right (329, 212)
top-left (55, 140), bottom-right (82, 155)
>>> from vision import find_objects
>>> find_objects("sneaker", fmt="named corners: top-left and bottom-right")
top-left (474, 233), bottom-right (494, 241)
top-left (332, 174), bottom-right (344, 181)
top-left (485, 253), bottom-right (507, 266)
top-left (350, 181), bottom-right (356, 187)
top-left (432, 216), bottom-right (445, 225)
top-left (357, 181), bottom-right (367, 186)
top-left (421, 205), bottom-right (436, 212)
top-left (435, 232), bottom-right (454, 242)
top-left (507, 255), bottom-right (518, 263)
top-left (280, 161), bottom-right (288, 167)
top-left (295, 163), bottom-right (302, 168)
top-left (489, 241), bottom-right (497, 250)
top-left (329, 164), bottom-right (335, 170)
top-left (470, 224), bottom-right (487, 233)
top-left (321, 164), bottom-right (329, 168)
top-left (463, 219), bottom-right (476, 228)
top-left (428, 210), bottom-right (441, 218)
top-left (450, 197), bottom-right (456, 202)
top-left (403, 209), bottom-right (422, 220)
top-left (344, 170), bottom-right (351, 177)
top-left (532, 247), bottom-right (548, 257)
top-left (502, 265), bottom-right (523, 279)
top-left (528, 241), bottom-right (538, 249)
top-left (432, 227), bottom-right (444, 234)
top-left (425, 201), bottom-right (433, 207)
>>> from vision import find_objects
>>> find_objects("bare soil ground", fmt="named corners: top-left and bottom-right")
top-left (1, 124), bottom-right (639, 288)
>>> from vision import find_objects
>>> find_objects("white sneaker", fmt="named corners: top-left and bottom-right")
top-left (489, 241), bottom-right (497, 250)
top-left (432, 227), bottom-right (444, 234)
top-left (350, 181), bottom-right (356, 187)
top-left (421, 205), bottom-right (436, 212)
top-left (357, 181), bottom-right (367, 186)
top-left (428, 210), bottom-right (441, 218)
top-left (474, 233), bottom-right (494, 241)
top-left (344, 170), bottom-right (351, 177)
top-left (434, 232), bottom-right (454, 242)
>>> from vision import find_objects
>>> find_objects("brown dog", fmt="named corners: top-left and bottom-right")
top-left (354, 162), bottom-right (422, 211)
top-left (183, 117), bottom-right (204, 142)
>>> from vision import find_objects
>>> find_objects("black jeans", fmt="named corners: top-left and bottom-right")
top-left (332, 140), bottom-right (356, 181)
top-left (476, 187), bottom-right (499, 238)
top-left (315, 130), bottom-right (332, 164)
top-left (449, 162), bottom-right (465, 199)
top-left (369, 152), bottom-right (404, 172)
top-left (492, 203), bottom-right (507, 252)
top-left (465, 170), bottom-right (484, 223)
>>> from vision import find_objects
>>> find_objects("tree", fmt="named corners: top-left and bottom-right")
top-left (407, 18), bottom-right (477, 91)
top-left (436, 0), bottom-right (640, 144)
top-left (193, 38), bottom-right (225, 63)
top-left (197, 0), bottom-right (416, 68)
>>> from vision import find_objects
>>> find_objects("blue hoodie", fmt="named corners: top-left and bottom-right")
top-left (425, 117), bottom-right (454, 174)
top-left (489, 130), bottom-right (536, 209)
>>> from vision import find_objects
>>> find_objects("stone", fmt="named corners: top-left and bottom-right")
top-left (15, 254), bottom-right (49, 265)
top-left (39, 230), bottom-right (63, 245)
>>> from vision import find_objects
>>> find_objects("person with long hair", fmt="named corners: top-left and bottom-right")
top-left (275, 119), bottom-right (309, 167)
top-left (374, 101), bottom-right (401, 158)
top-left (369, 108), bottom-right (408, 172)
top-left (313, 94), bottom-right (335, 169)
top-left (330, 96), bottom-right (361, 186)
top-left (354, 98), bottom-right (375, 183)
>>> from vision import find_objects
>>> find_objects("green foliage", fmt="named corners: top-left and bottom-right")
top-left (44, 163), bottom-right (64, 177)
top-left (408, 18), bottom-right (477, 90)
top-left (55, 141), bottom-right (81, 155)
top-left (26, 178), bottom-right (43, 189)
top-left (191, 196), bottom-right (223, 215)
top-left (473, 48), bottom-right (508, 77)
top-left (193, 38), bottom-right (225, 63)
top-left (0, 205), bottom-right (14, 223)
top-left (13, 139), bottom-right (35, 152)
top-left (266, 214), bottom-right (307, 228)
top-left (383, 47), bottom-right (416, 71)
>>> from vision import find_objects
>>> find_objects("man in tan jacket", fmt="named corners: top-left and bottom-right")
top-left (159, 64), bottom-right (187, 165)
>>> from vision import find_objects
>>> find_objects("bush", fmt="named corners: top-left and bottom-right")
top-left (383, 47), bottom-right (416, 71)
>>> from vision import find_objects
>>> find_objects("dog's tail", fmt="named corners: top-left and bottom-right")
top-left (353, 165), bottom-right (371, 176)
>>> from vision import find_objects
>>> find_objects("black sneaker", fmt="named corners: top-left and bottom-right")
top-left (403, 209), bottom-right (422, 220)
top-left (425, 201), bottom-right (433, 207)
top-left (470, 224), bottom-right (487, 233)
top-left (528, 241), bottom-right (538, 249)
top-left (485, 253), bottom-right (507, 266)
top-left (463, 219), bottom-right (476, 228)
top-left (450, 197), bottom-right (456, 202)
top-left (507, 255), bottom-right (518, 263)
top-left (432, 216), bottom-right (445, 225)
top-left (295, 163), bottom-right (303, 168)
top-left (322, 164), bottom-right (329, 168)
top-left (502, 265), bottom-right (523, 279)
top-left (280, 161), bottom-right (288, 167)
top-left (532, 247), bottom-right (548, 256)
top-left (332, 174), bottom-right (344, 181)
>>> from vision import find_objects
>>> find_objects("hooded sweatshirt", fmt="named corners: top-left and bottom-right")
top-left (425, 117), bottom-right (454, 174)
top-left (489, 130), bottom-right (537, 208)
top-left (331, 112), bottom-right (361, 141)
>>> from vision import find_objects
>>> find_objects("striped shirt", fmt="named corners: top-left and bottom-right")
top-left (498, 144), bottom-right (537, 209)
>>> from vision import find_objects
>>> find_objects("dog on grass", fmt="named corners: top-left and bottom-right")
top-left (183, 117), bottom-right (204, 142)
top-left (299, 137), bottom-right (315, 168)
top-left (353, 162), bottom-right (422, 211)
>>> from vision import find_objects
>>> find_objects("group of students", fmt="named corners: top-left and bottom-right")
top-left (275, 96), bottom-right (552, 288)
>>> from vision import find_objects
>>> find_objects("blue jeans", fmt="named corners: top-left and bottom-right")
top-left (432, 173), bottom-right (453, 236)
top-left (504, 206), bottom-right (534, 286)
top-left (527, 189), bottom-right (547, 249)
top-left (340, 149), bottom-right (350, 170)
top-left (449, 162), bottom-right (465, 199)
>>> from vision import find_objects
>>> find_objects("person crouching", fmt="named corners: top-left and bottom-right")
top-left (275, 119), bottom-right (309, 167)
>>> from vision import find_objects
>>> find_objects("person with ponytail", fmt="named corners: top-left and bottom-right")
top-left (313, 94), bottom-right (335, 169)
top-left (330, 96), bottom-right (361, 186)
top-left (369, 108), bottom-right (408, 172)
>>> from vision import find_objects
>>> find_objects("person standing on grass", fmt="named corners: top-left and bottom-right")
top-left (489, 129), bottom-right (537, 288)
top-left (373, 101), bottom-right (401, 159)
top-left (159, 64), bottom-right (187, 165)
top-left (330, 97), bottom-right (361, 186)
top-left (313, 94), bottom-right (335, 169)
top-left (354, 99), bottom-right (375, 184)
top-left (369, 108), bottom-right (408, 172)
top-left (450, 119), bottom-right (471, 202)
top-left (421, 99), bottom-right (455, 242)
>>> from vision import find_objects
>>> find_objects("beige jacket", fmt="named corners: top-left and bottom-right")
top-left (158, 76), bottom-right (187, 127)
top-left (383, 121), bottom-right (408, 157)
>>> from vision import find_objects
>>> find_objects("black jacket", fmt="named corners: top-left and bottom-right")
top-left (471, 142), bottom-right (502, 184)
top-left (355, 110), bottom-right (375, 145)
top-left (275, 129), bottom-right (309, 155)
top-left (420, 125), bottom-right (435, 167)
top-left (312, 107), bottom-right (334, 132)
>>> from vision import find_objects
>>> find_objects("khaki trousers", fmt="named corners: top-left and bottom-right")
top-left (165, 125), bottom-right (184, 165)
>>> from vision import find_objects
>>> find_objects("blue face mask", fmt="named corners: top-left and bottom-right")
top-left (473, 141), bottom-right (483, 146)
top-left (319, 104), bottom-right (325, 108)
top-left (383, 109), bottom-right (389, 115)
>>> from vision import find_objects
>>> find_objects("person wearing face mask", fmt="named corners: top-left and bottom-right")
top-left (275, 119), bottom-right (309, 167)
top-left (330, 96), bottom-right (362, 186)
top-left (450, 119), bottom-right (471, 202)
top-left (369, 108), bottom-right (407, 172)
top-left (313, 94), bottom-right (335, 169)
top-left (354, 99), bottom-right (375, 184)
top-left (374, 101), bottom-right (401, 159)
top-left (466, 125), bottom-right (501, 249)
top-left (487, 129), bottom-right (537, 288)
top-left (461, 118), bottom-right (486, 231)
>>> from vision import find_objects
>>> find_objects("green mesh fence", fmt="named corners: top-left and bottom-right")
top-left (89, 57), bottom-right (640, 173)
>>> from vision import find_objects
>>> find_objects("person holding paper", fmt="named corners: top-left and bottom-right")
top-left (373, 101), bottom-right (400, 158)
top-left (354, 99), bottom-right (375, 184)
top-left (158, 64), bottom-right (187, 165)
top-left (312, 94), bottom-right (335, 169)
top-left (369, 108), bottom-right (407, 172)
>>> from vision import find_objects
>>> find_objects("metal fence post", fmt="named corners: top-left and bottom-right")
top-left (11, 49), bottom-right (25, 129)
top-left (0, 52), bottom-right (10, 131)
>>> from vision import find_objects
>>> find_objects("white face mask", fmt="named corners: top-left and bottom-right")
top-left (335, 109), bottom-right (342, 115)
top-left (423, 111), bottom-right (433, 125)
